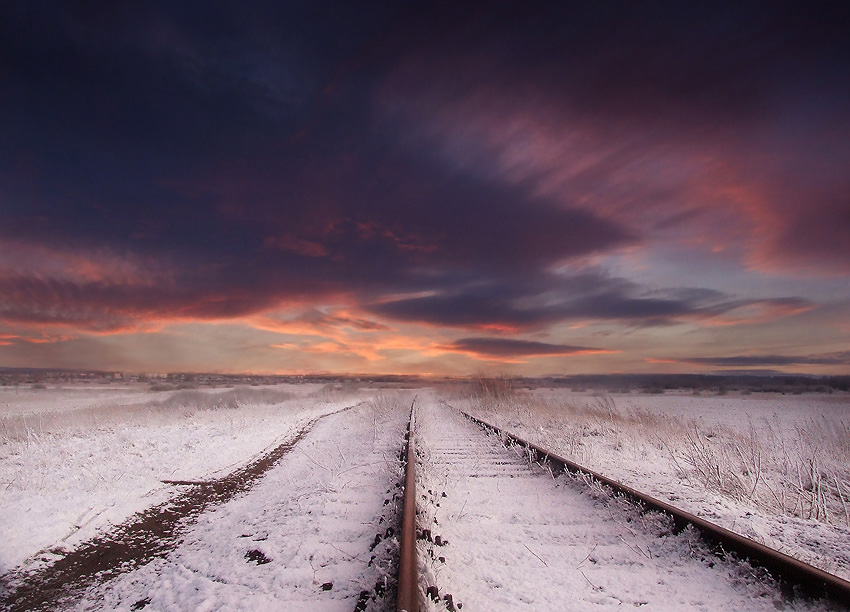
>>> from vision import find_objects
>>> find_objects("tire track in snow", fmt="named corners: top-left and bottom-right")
top-left (67, 397), bottom-right (411, 612)
top-left (415, 401), bottom-right (832, 611)
top-left (0, 402), bottom-right (362, 612)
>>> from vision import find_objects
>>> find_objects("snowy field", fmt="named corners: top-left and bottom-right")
top-left (0, 382), bottom-right (368, 575)
top-left (414, 399), bottom-right (831, 611)
top-left (68, 396), bottom-right (410, 611)
top-left (1, 381), bottom-right (848, 610)
top-left (458, 385), bottom-right (850, 582)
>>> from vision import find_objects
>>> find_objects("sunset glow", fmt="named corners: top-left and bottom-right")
top-left (1, 2), bottom-right (849, 376)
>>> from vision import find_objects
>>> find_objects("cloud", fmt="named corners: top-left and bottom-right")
top-left (0, 275), bottom-right (287, 332)
top-left (254, 308), bottom-right (393, 338)
top-left (1, 5), bottom-right (641, 336)
top-left (444, 337), bottom-right (615, 359)
top-left (377, 2), bottom-right (850, 273)
top-left (663, 352), bottom-right (850, 367)
top-left (0, 127), bottom-right (638, 335)
top-left (0, 332), bottom-right (67, 345)
top-left (0, 0), bottom-right (846, 375)
top-left (367, 270), bottom-right (814, 330)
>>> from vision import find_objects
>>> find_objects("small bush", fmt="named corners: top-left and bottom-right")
top-left (471, 373), bottom-right (518, 401)
top-left (153, 386), bottom-right (294, 411)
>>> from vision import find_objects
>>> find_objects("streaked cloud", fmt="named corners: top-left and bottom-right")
top-left (1, 2), bottom-right (848, 374)
top-left (443, 338), bottom-right (616, 360)
top-left (661, 352), bottom-right (850, 368)
top-left (368, 271), bottom-right (814, 330)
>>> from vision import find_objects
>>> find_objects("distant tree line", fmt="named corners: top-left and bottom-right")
top-left (531, 374), bottom-right (850, 394)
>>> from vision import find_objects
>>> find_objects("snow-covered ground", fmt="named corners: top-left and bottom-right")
top-left (2, 382), bottom-right (847, 610)
top-left (0, 383), bottom-right (363, 574)
top-left (65, 395), bottom-right (411, 612)
top-left (459, 387), bottom-right (850, 582)
top-left (414, 399), bottom-right (831, 611)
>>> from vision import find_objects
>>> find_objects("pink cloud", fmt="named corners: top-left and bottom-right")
top-left (379, 66), bottom-right (850, 276)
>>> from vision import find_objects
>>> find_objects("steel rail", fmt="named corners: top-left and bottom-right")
top-left (397, 398), bottom-right (419, 612)
top-left (458, 408), bottom-right (850, 607)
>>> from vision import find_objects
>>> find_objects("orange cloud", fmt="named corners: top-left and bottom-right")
top-left (0, 332), bottom-right (73, 344)
top-left (269, 331), bottom-right (447, 363)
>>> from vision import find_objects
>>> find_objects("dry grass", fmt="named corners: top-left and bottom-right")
top-left (0, 386), bottom-right (298, 444)
top-left (662, 415), bottom-right (850, 526)
top-left (469, 372), bottom-right (518, 402)
top-left (153, 386), bottom-right (295, 412)
top-left (464, 380), bottom-right (850, 528)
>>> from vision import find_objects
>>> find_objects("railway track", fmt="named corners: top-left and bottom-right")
top-left (4, 395), bottom-right (847, 611)
top-left (396, 400), bottom-right (850, 611)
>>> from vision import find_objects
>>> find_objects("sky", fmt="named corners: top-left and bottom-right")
top-left (1, 1), bottom-right (849, 377)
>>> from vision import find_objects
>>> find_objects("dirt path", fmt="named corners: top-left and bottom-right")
top-left (0, 406), bottom-right (357, 612)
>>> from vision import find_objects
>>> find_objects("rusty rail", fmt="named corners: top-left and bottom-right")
top-left (459, 408), bottom-right (850, 607)
top-left (397, 398), bottom-right (418, 612)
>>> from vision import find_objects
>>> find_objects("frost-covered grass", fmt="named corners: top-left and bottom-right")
top-left (415, 399), bottom-right (829, 611)
top-left (0, 383), bottom-right (368, 574)
top-left (3, 379), bottom-right (848, 605)
top-left (459, 383), bottom-right (850, 579)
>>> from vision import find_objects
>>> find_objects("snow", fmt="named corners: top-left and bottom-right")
top-left (67, 393), bottom-right (410, 611)
top-left (0, 383), bottom-right (359, 574)
top-left (414, 399), bottom-right (831, 611)
top-left (1, 383), bottom-right (847, 611)
top-left (460, 388), bottom-right (850, 583)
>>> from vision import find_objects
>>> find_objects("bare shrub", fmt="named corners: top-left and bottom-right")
top-left (149, 383), bottom-right (176, 392)
top-left (154, 386), bottom-right (295, 412)
top-left (672, 424), bottom-right (761, 502)
top-left (368, 391), bottom-right (409, 416)
top-left (308, 382), bottom-right (362, 402)
top-left (470, 372), bottom-right (518, 401)
top-left (662, 415), bottom-right (850, 527)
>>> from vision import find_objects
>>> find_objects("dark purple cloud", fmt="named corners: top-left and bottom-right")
top-left (669, 352), bottom-right (850, 367)
top-left (0, 3), bottom-right (638, 330)
top-left (0, 275), bottom-right (289, 332)
top-left (0, 0), bottom-right (845, 346)
top-left (445, 338), bottom-right (610, 359)
top-left (368, 271), bottom-right (814, 329)
top-left (379, 1), bottom-right (850, 271)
